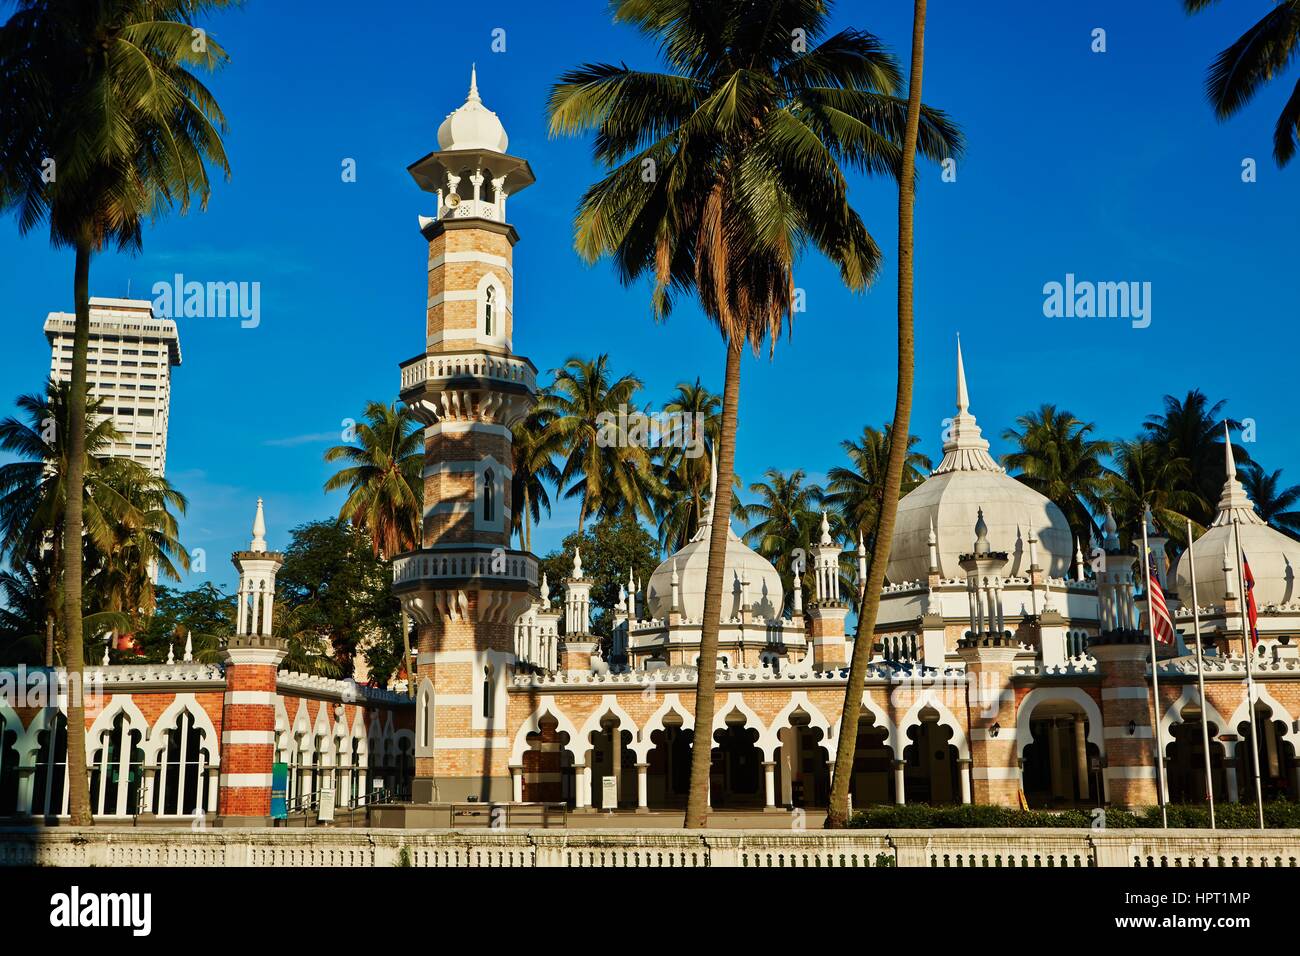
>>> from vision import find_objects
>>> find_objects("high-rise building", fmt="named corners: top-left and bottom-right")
top-left (43, 296), bottom-right (182, 477)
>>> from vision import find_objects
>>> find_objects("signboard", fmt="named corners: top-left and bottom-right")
top-left (317, 785), bottom-right (335, 824)
top-left (601, 776), bottom-right (618, 811)
top-left (270, 762), bottom-right (288, 820)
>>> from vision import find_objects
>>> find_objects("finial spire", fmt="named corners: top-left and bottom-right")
top-left (572, 546), bottom-right (583, 579)
top-left (1211, 421), bottom-right (1264, 527)
top-left (819, 510), bottom-right (832, 546)
top-left (956, 334), bottom-right (970, 415)
top-left (468, 63), bottom-right (480, 102)
top-left (251, 497), bottom-right (267, 553)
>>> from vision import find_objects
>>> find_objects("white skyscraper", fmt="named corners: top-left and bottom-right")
top-left (43, 297), bottom-right (182, 477)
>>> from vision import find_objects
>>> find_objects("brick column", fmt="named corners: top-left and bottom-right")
top-left (806, 603), bottom-right (848, 671)
top-left (217, 634), bottom-right (285, 825)
top-left (957, 636), bottom-right (1020, 807)
top-left (1091, 631), bottom-right (1159, 808)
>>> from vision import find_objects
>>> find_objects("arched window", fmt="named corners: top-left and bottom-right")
top-left (154, 709), bottom-right (213, 817)
top-left (31, 714), bottom-right (67, 817)
top-left (0, 714), bottom-right (20, 816)
top-left (483, 664), bottom-right (495, 719)
top-left (90, 712), bottom-right (145, 816)
top-left (483, 469), bottom-right (495, 522)
top-left (484, 286), bottom-right (495, 336)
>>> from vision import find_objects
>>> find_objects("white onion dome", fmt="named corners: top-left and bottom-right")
top-left (645, 459), bottom-right (784, 622)
top-left (436, 66), bottom-right (508, 153)
top-left (887, 341), bottom-right (1074, 583)
top-left (1173, 427), bottom-right (1300, 607)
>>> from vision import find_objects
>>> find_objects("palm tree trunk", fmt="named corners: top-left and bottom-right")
top-left (400, 605), bottom-right (414, 698)
top-left (684, 338), bottom-right (742, 829)
top-left (64, 237), bottom-right (93, 825)
top-left (827, 0), bottom-right (927, 829)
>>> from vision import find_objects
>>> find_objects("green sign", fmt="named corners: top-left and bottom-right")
top-left (271, 762), bottom-right (288, 819)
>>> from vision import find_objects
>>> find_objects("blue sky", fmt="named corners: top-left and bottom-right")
top-left (1, 0), bottom-right (1297, 593)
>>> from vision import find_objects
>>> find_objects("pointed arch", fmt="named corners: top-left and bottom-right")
top-left (767, 691), bottom-right (837, 759)
top-left (1016, 686), bottom-right (1105, 760)
top-left (509, 696), bottom-right (582, 765)
top-left (1229, 685), bottom-right (1299, 748)
top-left (576, 695), bottom-right (640, 762)
top-left (711, 693), bottom-right (772, 759)
top-left (897, 690), bottom-right (969, 760)
top-left (1160, 685), bottom-right (1228, 741)
top-left (144, 693), bottom-right (220, 763)
top-left (632, 693), bottom-right (696, 761)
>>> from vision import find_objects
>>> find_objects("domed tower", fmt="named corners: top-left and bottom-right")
top-left (395, 69), bottom-right (538, 804)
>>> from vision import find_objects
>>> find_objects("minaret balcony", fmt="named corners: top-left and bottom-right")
top-left (440, 198), bottom-right (502, 222)
top-left (393, 547), bottom-right (538, 592)
top-left (400, 350), bottom-right (536, 393)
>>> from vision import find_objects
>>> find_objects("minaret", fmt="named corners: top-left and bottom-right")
top-left (807, 510), bottom-right (848, 670)
top-left (217, 498), bottom-right (286, 826)
top-left (934, 338), bottom-right (1004, 477)
top-left (396, 70), bottom-right (539, 803)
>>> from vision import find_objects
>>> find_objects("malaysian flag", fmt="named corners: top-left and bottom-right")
top-left (1242, 552), bottom-right (1261, 648)
top-left (1147, 550), bottom-right (1176, 645)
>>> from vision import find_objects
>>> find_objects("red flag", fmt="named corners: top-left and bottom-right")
top-left (1147, 552), bottom-right (1176, 645)
top-left (1242, 552), bottom-right (1261, 649)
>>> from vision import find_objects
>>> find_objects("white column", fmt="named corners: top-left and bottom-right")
top-left (114, 725), bottom-right (132, 815)
top-left (1073, 715), bottom-right (1090, 800)
top-left (893, 760), bottom-right (906, 805)
top-left (511, 766), bottom-right (523, 802)
top-left (206, 766), bottom-right (218, 812)
top-left (958, 759), bottom-right (972, 804)
top-left (763, 761), bottom-right (776, 808)
top-left (176, 713), bottom-right (190, 815)
top-left (636, 763), bottom-right (649, 809)
top-left (576, 764), bottom-right (590, 809)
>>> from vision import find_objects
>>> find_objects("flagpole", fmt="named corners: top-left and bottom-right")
top-left (1140, 520), bottom-right (1168, 828)
top-left (1185, 519), bottom-right (1215, 829)
top-left (1231, 516), bottom-right (1266, 830)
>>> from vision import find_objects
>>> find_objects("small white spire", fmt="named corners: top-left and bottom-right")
top-left (468, 63), bottom-right (480, 102)
top-left (251, 497), bottom-right (267, 553)
top-left (1211, 422), bottom-right (1264, 528)
top-left (927, 516), bottom-right (937, 546)
top-left (933, 338), bottom-right (1001, 476)
top-left (956, 333), bottom-right (970, 415)
top-left (572, 546), bottom-right (583, 579)
top-left (819, 510), bottom-right (833, 546)
top-left (166, 643), bottom-right (175, 665)
top-left (540, 571), bottom-right (550, 604)
top-left (1074, 537), bottom-right (1085, 581)
top-left (183, 631), bottom-right (193, 663)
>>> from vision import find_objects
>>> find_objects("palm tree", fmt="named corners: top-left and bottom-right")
top-left (737, 469), bottom-right (824, 613)
top-left (324, 401), bottom-right (423, 693)
top-left (1001, 404), bottom-right (1114, 547)
top-left (1106, 439), bottom-right (1206, 551)
top-left (542, 355), bottom-right (660, 532)
top-left (655, 380), bottom-right (721, 552)
top-left (829, 0), bottom-right (937, 828)
top-left (0, 384), bottom-right (130, 663)
top-left (0, 0), bottom-right (235, 825)
top-left (550, 0), bottom-right (960, 829)
top-left (85, 458), bottom-right (190, 647)
top-left (824, 424), bottom-right (930, 558)
top-left (1184, 0), bottom-right (1300, 166)
top-left (511, 400), bottom-right (563, 553)
top-left (1241, 461), bottom-right (1300, 539)
top-left (1142, 391), bottom-right (1247, 527)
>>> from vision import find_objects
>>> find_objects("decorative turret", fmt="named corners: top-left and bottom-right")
top-left (958, 508), bottom-right (1011, 643)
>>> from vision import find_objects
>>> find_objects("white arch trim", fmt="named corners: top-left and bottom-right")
top-left (143, 693), bottom-right (220, 763)
top-left (1016, 686), bottom-right (1105, 760)
top-left (631, 693), bottom-right (695, 760)
top-left (1228, 685), bottom-right (1298, 747)
top-left (86, 695), bottom-right (149, 753)
top-left (509, 695), bottom-right (583, 765)
top-left (711, 693), bottom-right (772, 760)
top-left (897, 690), bottom-right (970, 760)
top-left (1159, 685), bottom-right (1229, 741)
top-left (576, 695), bottom-right (640, 762)
top-left (766, 691), bottom-right (837, 759)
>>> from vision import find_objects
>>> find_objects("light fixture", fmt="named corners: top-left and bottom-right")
top-left (1127, 720), bottom-right (1137, 737)
top-left (989, 723), bottom-right (1000, 738)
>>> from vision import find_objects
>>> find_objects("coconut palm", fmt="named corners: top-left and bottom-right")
top-left (824, 424), bottom-right (930, 557)
top-left (550, 0), bottom-right (961, 829)
top-left (654, 380), bottom-right (721, 552)
top-left (85, 458), bottom-right (190, 647)
top-left (1001, 404), bottom-right (1114, 548)
top-left (324, 400), bottom-right (422, 693)
top-left (1241, 461), bottom-right (1300, 539)
top-left (1142, 391), bottom-right (1248, 527)
top-left (542, 355), bottom-right (660, 533)
top-left (0, 0), bottom-right (235, 825)
top-left (1184, 0), bottom-right (1300, 166)
top-left (737, 469), bottom-right (825, 612)
top-left (511, 400), bottom-right (563, 553)
top-left (1105, 439), bottom-right (1206, 551)
top-left (829, 0), bottom-right (939, 828)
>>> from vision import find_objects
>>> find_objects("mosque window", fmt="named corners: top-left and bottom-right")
top-left (154, 709), bottom-right (213, 817)
top-left (483, 469), bottom-right (495, 522)
top-left (484, 286), bottom-right (495, 336)
top-left (483, 665), bottom-right (495, 719)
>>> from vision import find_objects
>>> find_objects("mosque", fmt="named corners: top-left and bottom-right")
top-left (2, 72), bottom-right (1299, 825)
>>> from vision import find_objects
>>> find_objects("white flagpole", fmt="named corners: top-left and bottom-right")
top-left (1140, 520), bottom-right (1168, 828)
top-left (1231, 516), bottom-right (1266, 830)
top-left (1185, 519), bottom-right (1215, 829)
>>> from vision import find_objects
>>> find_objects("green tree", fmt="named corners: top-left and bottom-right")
top-left (511, 399), bottom-right (563, 553)
top-left (1184, 0), bottom-right (1300, 166)
top-left (136, 582), bottom-right (234, 663)
top-left (542, 355), bottom-right (660, 532)
top-left (736, 469), bottom-right (824, 613)
top-left (276, 520), bottom-right (398, 680)
top-left (1105, 439), bottom-right (1206, 552)
top-left (1001, 404), bottom-right (1114, 548)
top-left (654, 380), bottom-right (721, 553)
top-left (1241, 461), bottom-right (1300, 539)
top-left (830, 0), bottom-right (937, 828)
top-left (0, 0), bottom-right (235, 825)
top-left (550, 0), bottom-right (960, 829)
top-left (824, 424), bottom-right (930, 559)
top-left (1142, 391), bottom-right (1247, 528)
top-left (324, 400), bottom-right (422, 691)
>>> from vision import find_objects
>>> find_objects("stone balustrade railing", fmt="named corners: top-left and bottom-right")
top-left (400, 352), bottom-right (536, 393)
top-left (393, 549), bottom-right (537, 588)
top-left (276, 672), bottom-right (412, 706)
top-left (2, 827), bottom-right (1295, 868)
